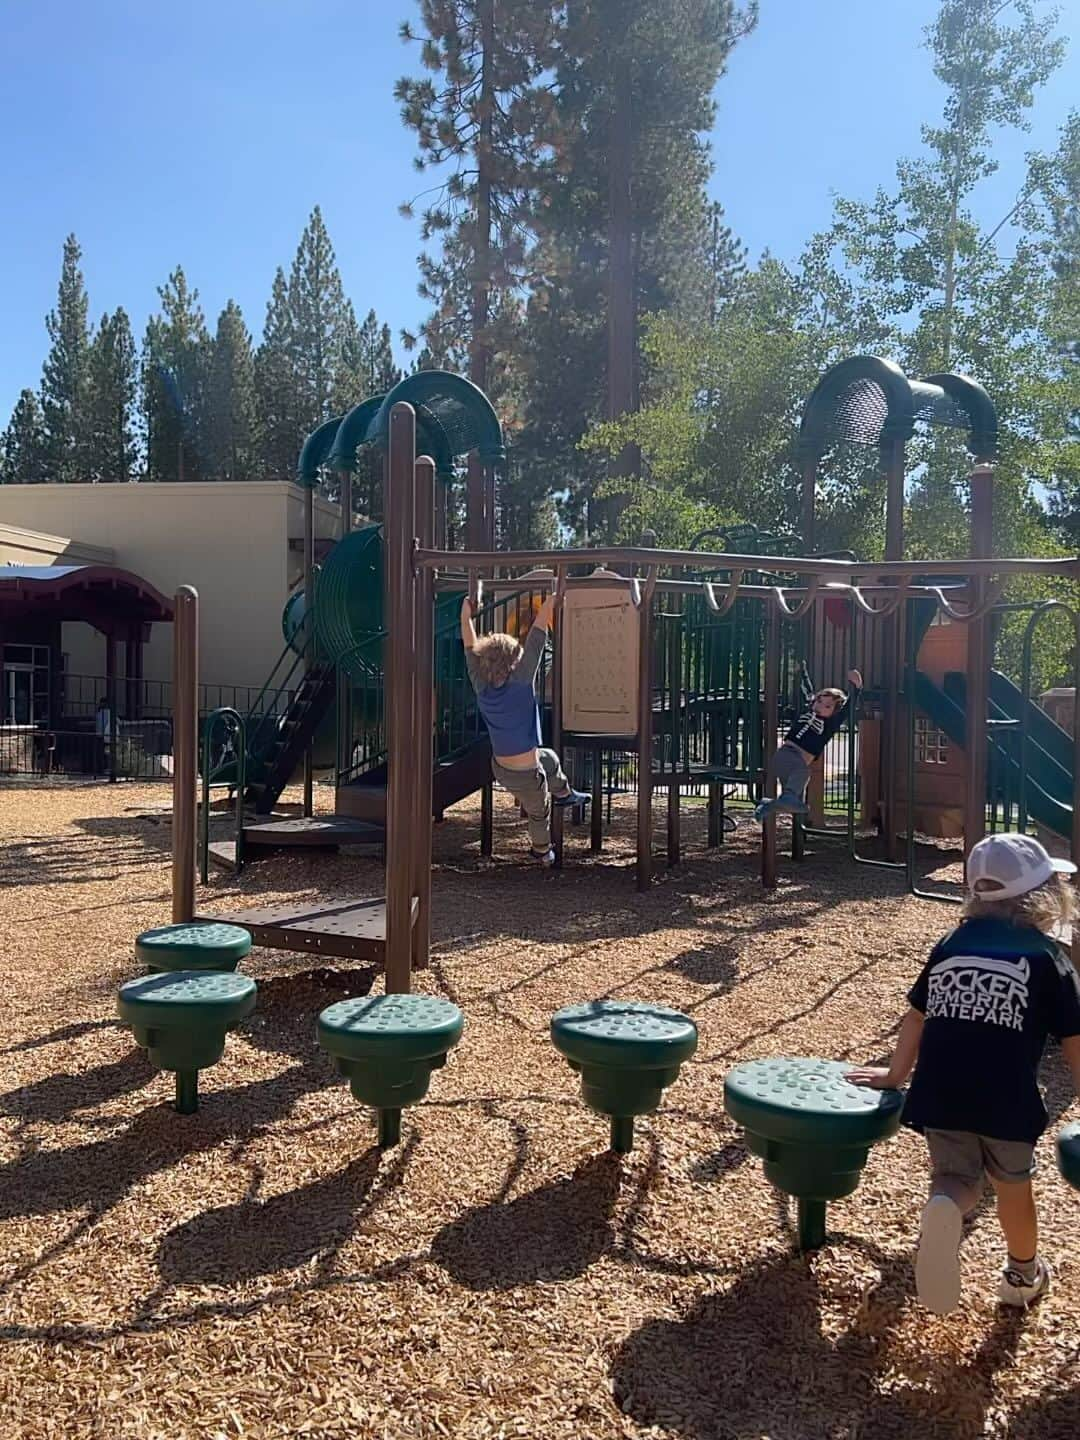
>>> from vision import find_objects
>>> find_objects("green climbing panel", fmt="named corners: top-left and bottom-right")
top-left (550, 1000), bottom-right (698, 1153)
top-left (725, 1056), bottom-right (903, 1250)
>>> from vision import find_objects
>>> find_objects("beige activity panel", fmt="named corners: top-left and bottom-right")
top-left (561, 571), bottom-right (640, 734)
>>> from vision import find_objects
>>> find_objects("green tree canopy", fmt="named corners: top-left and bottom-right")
top-left (40, 234), bottom-right (91, 483)
top-left (86, 308), bottom-right (138, 483)
top-left (208, 300), bottom-right (258, 481)
top-left (0, 389), bottom-right (49, 485)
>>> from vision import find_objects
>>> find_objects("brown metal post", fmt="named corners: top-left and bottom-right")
top-left (551, 573), bottom-right (565, 869)
top-left (762, 602), bottom-right (780, 890)
top-left (412, 457), bottom-right (436, 969)
top-left (964, 461), bottom-right (995, 864)
top-left (172, 586), bottom-right (199, 923)
top-left (636, 572), bottom-right (657, 892)
top-left (385, 404), bottom-right (418, 993)
top-left (302, 482), bottom-right (315, 817)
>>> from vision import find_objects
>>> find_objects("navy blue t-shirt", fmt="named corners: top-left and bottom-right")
top-left (466, 623), bottom-right (545, 758)
top-left (903, 917), bottom-right (1080, 1143)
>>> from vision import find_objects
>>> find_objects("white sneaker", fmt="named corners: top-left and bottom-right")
top-left (529, 847), bottom-right (555, 868)
top-left (998, 1257), bottom-right (1051, 1308)
top-left (916, 1195), bottom-right (964, 1314)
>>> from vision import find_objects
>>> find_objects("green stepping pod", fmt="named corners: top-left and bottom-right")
top-left (118, 970), bottom-right (257, 1114)
top-left (550, 1000), bottom-right (698, 1154)
top-left (317, 994), bottom-right (464, 1148)
top-left (136, 921), bottom-right (252, 973)
top-left (725, 1057), bottom-right (904, 1251)
top-left (1058, 1121), bottom-right (1080, 1191)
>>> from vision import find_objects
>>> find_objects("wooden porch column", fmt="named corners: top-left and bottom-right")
top-left (105, 633), bottom-right (118, 783)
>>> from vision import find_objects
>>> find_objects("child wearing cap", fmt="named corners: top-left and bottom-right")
top-left (848, 833), bottom-right (1080, 1313)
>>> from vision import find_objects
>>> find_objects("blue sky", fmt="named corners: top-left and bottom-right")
top-left (1, 0), bottom-right (1078, 424)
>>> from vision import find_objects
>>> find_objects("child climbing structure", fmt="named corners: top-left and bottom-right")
top-left (169, 358), bottom-right (1080, 991)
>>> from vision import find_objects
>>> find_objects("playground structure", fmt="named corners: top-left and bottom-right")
top-left (168, 359), bottom-right (1080, 991)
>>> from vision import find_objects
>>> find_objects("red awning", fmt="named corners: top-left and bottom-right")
top-left (0, 565), bottom-right (174, 632)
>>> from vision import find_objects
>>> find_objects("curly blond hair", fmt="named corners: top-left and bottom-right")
top-left (963, 871), bottom-right (1076, 934)
top-left (470, 633), bottom-right (521, 688)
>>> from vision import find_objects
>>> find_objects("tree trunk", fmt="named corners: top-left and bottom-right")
top-left (604, 50), bottom-right (638, 539)
top-left (470, 0), bottom-right (496, 396)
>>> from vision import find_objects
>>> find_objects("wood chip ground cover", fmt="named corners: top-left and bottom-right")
top-left (0, 780), bottom-right (1078, 1438)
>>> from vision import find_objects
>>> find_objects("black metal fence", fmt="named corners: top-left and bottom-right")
top-left (0, 673), bottom-right (291, 781)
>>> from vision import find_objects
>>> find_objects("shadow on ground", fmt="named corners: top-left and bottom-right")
top-left (431, 1152), bottom-right (621, 1290)
top-left (0, 1049), bottom-right (154, 1121)
top-left (611, 1246), bottom-right (1030, 1440)
top-left (157, 1140), bottom-right (414, 1286)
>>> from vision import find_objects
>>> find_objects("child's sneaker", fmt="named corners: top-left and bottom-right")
top-left (553, 787), bottom-right (590, 809)
top-left (753, 799), bottom-right (772, 823)
top-left (529, 847), bottom-right (556, 867)
top-left (998, 1256), bottom-right (1051, 1308)
top-left (916, 1194), bottom-right (964, 1314)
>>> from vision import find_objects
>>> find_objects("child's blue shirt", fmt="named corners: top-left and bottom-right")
top-left (466, 624), bottom-right (546, 758)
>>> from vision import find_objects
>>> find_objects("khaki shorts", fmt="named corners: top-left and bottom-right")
top-left (925, 1128), bottom-right (1036, 1189)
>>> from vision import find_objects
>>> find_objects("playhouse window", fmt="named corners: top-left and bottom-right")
top-left (914, 716), bottom-right (949, 766)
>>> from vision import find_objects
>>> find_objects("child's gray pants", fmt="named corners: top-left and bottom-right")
top-left (774, 744), bottom-right (811, 809)
top-left (491, 748), bottom-right (569, 851)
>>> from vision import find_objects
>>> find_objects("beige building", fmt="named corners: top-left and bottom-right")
top-left (0, 482), bottom-right (342, 694)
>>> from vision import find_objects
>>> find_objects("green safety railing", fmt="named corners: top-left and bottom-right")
top-left (338, 586), bottom-right (553, 791)
top-left (199, 707), bottom-right (246, 881)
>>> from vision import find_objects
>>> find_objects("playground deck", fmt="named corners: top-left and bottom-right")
top-left (196, 893), bottom-right (406, 962)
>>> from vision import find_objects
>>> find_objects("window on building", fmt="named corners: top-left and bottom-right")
top-left (914, 715), bottom-right (949, 766)
top-left (2, 645), bottom-right (50, 726)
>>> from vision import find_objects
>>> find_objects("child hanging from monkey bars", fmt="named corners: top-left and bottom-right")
top-left (754, 662), bottom-right (862, 823)
top-left (461, 586), bottom-right (589, 866)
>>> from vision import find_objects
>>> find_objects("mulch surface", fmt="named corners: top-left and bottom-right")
top-left (0, 780), bottom-right (1078, 1439)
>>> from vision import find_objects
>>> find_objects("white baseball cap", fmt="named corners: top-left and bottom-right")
top-left (967, 833), bottom-right (1076, 901)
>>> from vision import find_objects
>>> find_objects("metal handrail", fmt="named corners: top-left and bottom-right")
top-left (199, 707), bottom-right (246, 881)
top-left (1019, 599), bottom-right (1078, 834)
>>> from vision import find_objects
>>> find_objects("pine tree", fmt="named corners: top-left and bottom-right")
top-left (287, 206), bottom-right (352, 440)
top-left (396, 2), bottom-right (562, 392)
top-left (86, 308), bottom-right (138, 482)
top-left (335, 303), bottom-right (401, 413)
top-left (358, 307), bottom-right (400, 395)
top-left (141, 267), bottom-right (211, 482)
top-left (520, 0), bottom-right (756, 537)
top-left (40, 233), bottom-right (91, 482)
top-left (208, 300), bottom-right (258, 480)
top-left (0, 390), bottom-right (49, 485)
top-left (255, 267), bottom-right (299, 480)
